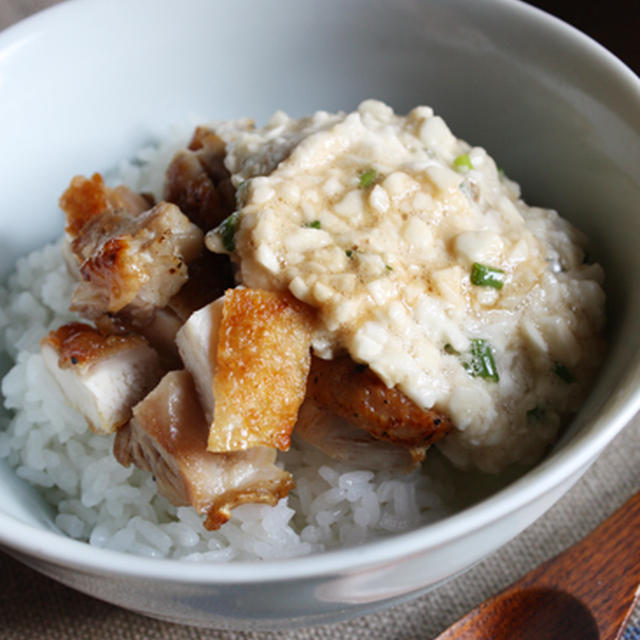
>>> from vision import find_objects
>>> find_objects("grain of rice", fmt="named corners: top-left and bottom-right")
top-left (16, 465), bottom-right (55, 488)
top-left (59, 499), bottom-right (99, 526)
top-left (108, 528), bottom-right (136, 552)
top-left (318, 465), bottom-right (340, 485)
top-left (132, 517), bottom-right (173, 553)
top-left (56, 513), bottom-right (86, 538)
top-left (162, 522), bottom-right (200, 548)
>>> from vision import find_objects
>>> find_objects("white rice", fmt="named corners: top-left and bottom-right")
top-left (0, 234), bottom-right (455, 561)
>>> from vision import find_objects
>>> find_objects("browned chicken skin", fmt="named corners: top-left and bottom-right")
top-left (211, 289), bottom-right (315, 452)
top-left (307, 355), bottom-right (454, 448)
top-left (60, 173), bottom-right (150, 238)
top-left (44, 322), bottom-right (148, 367)
top-left (163, 127), bottom-right (236, 232)
top-left (41, 322), bottom-right (162, 435)
top-left (68, 201), bottom-right (203, 320)
top-left (60, 172), bottom-right (204, 319)
top-left (176, 289), bottom-right (314, 453)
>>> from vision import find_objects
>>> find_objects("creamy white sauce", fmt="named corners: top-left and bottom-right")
top-left (207, 101), bottom-right (606, 472)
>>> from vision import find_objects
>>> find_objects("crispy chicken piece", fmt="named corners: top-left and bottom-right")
top-left (176, 289), bottom-right (314, 453)
top-left (60, 173), bottom-right (151, 239)
top-left (70, 201), bottom-right (203, 320)
top-left (295, 400), bottom-right (426, 472)
top-left (307, 355), bottom-right (454, 448)
top-left (163, 127), bottom-right (236, 232)
top-left (41, 322), bottom-right (162, 434)
top-left (60, 173), bottom-right (152, 278)
top-left (113, 370), bottom-right (294, 530)
top-left (212, 289), bottom-right (314, 452)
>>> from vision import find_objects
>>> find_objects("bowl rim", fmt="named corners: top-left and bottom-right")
top-left (0, 0), bottom-right (639, 584)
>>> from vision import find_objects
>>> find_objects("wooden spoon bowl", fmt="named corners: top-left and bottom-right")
top-left (435, 490), bottom-right (640, 640)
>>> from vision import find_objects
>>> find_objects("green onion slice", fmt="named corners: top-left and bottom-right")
top-left (217, 212), bottom-right (239, 253)
top-left (470, 263), bottom-right (505, 289)
top-left (304, 220), bottom-right (321, 229)
top-left (553, 362), bottom-right (576, 384)
top-left (454, 154), bottom-right (473, 172)
top-left (345, 249), bottom-right (354, 258)
top-left (359, 168), bottom-right (378, 189)
top-left (464, 338), bottom-right (499, 382)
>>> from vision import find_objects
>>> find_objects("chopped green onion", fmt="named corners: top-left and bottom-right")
top-left (217, 212), bottom-right (239, 252)
top-left (359, 168), bottom-right (378, 189)
top-left (464, 339), bottom-right (499, 382)
top-left (235, 180), bottom-right (250, 203)
top-left (553, 362), bottom-right (576, 384)
top-left (444, 343), bottom-right (460, 356)
top-left (470, 263), bottom-right (505, 289)
top-left (385, 264), bottom-right (393, 271)
top-left (454, 154), bottom-right (473, 172)
top-left (526, 406), bottom-right (546, 422)
top-left (345, 249), bottom-right (354, 258)
top-left (304, 220), bottom-right (322, 229)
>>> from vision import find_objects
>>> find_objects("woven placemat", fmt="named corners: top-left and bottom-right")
top-left (1, 2), bottom-right (639, 638)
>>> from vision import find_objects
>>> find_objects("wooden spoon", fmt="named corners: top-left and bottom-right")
top-left (435, 489), bottom-right (640, 640)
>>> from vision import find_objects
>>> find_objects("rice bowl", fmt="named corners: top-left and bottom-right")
top-left (0, 0), bottom-right (639, 630)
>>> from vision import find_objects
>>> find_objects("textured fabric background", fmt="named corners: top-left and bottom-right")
top-left (1, 1), bottom-right (639, 638)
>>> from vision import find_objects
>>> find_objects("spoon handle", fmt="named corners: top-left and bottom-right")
top-left (517, 488), bottom-right (640, 639)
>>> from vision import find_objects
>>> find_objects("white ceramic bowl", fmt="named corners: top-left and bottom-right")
top-left (1, 0), bottom-right (639, 630)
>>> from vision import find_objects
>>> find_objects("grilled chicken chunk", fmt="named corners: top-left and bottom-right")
top-left (60, 173), bottom-right (152, 279)
top-left (41, 322), bottom-right (162, 434)
top-left (113, 370), bottom-right (294, 530)
top-left (176, 289), bottom-right (314, 453)
top-left (212, 289), bottom-right (314, 452)
top-left (307, 355), bottom-right (454, 448)
top-left (69, 201), bottom-right (203, 320)
top-left (164, 127), bottom-right (236, 232)
top-left (60, 173), bottom-right (150, 240)
top-left (295, 400), bottom-right (426, 472)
